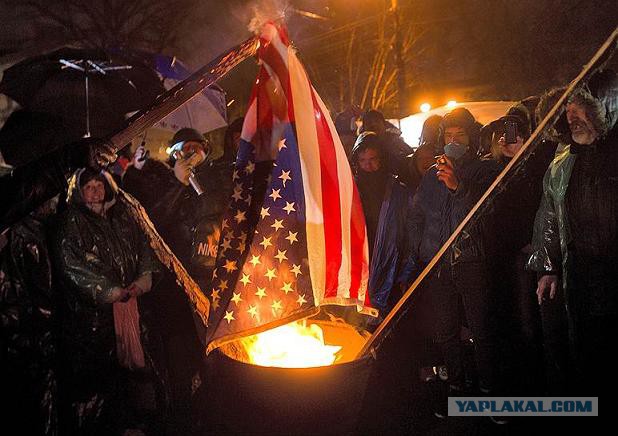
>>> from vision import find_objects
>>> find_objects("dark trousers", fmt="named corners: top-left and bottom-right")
top-left (429, 262), bottom-right (497, 392)
top-left (540, 297), bottom-right (618, 397)
top-left (494, 250), bottom-right (545, 394)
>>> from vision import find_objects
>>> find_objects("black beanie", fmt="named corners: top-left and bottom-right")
top-left (170, 127), bottom-right (206, 146)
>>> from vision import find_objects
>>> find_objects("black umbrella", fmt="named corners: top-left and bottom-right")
top-left (0, 109), bottom-right (78, 168)
top-left (0, 47), bottom-right (164, 138)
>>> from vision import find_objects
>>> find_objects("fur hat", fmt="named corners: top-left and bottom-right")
top-left (568, 69), bottom-right (618, 139)
top-left (535, 87), bottom-right (570, 143)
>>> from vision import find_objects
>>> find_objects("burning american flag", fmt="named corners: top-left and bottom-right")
top-left (205, 22), bottom-right (376, 353)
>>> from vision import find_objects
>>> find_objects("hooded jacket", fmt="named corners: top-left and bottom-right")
top-left (53, 169), bottom-right (157, 385)
top-left (352, 134), bottom-right (415, 312)
top-left (528, 71), bottom-right (618, 317)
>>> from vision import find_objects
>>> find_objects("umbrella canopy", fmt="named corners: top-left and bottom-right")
top-left (144, 51), bottom-right (227, 133)
top-left (115, 49), bottom-right (228, 161)
top-left (0, 47), bottom-right (164, 138)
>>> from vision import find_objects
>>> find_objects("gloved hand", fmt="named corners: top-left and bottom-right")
top-left (66, 137), bottom-right (117, 169)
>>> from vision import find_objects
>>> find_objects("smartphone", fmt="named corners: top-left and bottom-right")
top-left (504, 121), bottom-right (518, 144)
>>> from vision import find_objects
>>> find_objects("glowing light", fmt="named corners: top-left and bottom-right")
top-left (420, 103), bottom-right (431, 113)
top-left (165, 146), bottom-right (173, 155)
top-left (446, 100), bottom-right (458, 108)
top-left (240, 320), bottom-right (342, 368)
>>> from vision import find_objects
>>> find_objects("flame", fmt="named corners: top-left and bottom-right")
top-left (240, 320), bottom-right (342, 368)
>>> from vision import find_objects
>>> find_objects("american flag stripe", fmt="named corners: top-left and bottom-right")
top-left (288, 50), bottom-right (326, 304)
top-left (352, 183), bottom-right (370, 303)
top-left (310, 90), bottom-right (343, 298)
top-left (313, 90), bottom-right (368, 302)
top-left (288, 44), bottom-right (370, 305)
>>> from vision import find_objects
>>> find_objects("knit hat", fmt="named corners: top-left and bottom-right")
top-left (169, 128), bottom-right (206, 147)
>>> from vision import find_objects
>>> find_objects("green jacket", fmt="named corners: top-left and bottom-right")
top-left (527, 143), bottom-right (574, 292)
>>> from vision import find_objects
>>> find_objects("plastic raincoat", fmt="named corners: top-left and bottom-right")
top-left (366, 176), bottom-right (415, 312)
top-left (52, 169), bottom-right (164, 433)
top-left (1, 212), bottom-right (57, 435)
top-left (527, 144), bottom-right (574, 283)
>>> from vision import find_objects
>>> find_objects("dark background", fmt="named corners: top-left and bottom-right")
top-left (1, 0), bottom-right (616, 121)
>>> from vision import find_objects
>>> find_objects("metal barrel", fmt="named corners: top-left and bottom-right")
top-left (197, 340), bottom-right (374, 435)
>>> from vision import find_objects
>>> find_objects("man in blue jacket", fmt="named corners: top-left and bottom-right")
top-left (408, 108), bottom-right (500, 410)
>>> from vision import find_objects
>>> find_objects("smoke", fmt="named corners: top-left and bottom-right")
top-left (246, 0), bottom-right (289, 34)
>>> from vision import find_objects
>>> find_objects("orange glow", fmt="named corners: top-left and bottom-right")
top-left (446, 100), bottom-right (458, 108)
top-left (420, 103), bottom-right (431, 113)
top-left (240, 320), bottom-right (342, 368)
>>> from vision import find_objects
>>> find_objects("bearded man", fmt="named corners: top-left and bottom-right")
top-left (528, 69), bottom-right (618, 395)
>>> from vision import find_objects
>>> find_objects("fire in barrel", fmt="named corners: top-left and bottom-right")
top-left (198, 22), bottom-right (377, 434)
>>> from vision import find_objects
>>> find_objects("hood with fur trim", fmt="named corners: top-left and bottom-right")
top-left (568, 69), bottom-right (618, 140)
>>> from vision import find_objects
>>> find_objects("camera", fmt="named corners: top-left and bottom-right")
top-left (504, 121), bottom-right (518, 144)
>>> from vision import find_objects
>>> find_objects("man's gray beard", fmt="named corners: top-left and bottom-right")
top-left (571, 130), bottom-right (596, 145)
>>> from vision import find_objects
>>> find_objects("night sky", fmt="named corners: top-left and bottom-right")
top-left (1, 0), bottom-right (617, 118)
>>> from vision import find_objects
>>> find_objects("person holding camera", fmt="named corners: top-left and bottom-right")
top-left (485, 105), bottom-right (556, 395)
top-left (407, 108), bottom-right (501, 416)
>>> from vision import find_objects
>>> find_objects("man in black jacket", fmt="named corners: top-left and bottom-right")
top-left (123, 127), bottom-right (231, 433)
top-left (529, 70), bottom-right (618, 396)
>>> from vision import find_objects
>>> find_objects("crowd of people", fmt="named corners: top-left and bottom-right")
top-left (1, 68), bottom-right (616, 434)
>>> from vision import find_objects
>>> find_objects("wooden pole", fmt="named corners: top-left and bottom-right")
top-left (357, 26), bottom-right (618, 359)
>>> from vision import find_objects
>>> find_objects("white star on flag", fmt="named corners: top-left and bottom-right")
top-left (269, 188), bottom-right (282, 202)
top-left (271, 219), bottom-right (284, 231)
top-left (278, 169), bottom-right (292, 187)
top-left (283, 201), bottom-right (296, 215)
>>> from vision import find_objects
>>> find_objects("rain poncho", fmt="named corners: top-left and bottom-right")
top-left (52, 169), bottom-right (163, 432)
top-left (362, 176), bottom-right (415, 312)
top-left (526, 145), bottom-right (575, 279)
top-left (1, 213), bottom-right (57, 435)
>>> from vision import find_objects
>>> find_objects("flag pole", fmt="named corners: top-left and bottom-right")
top-left (357, 26), bottom-right (618, 360)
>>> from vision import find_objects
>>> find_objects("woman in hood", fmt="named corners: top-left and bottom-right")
top-left (53, 167), bottom-right (165, 435)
